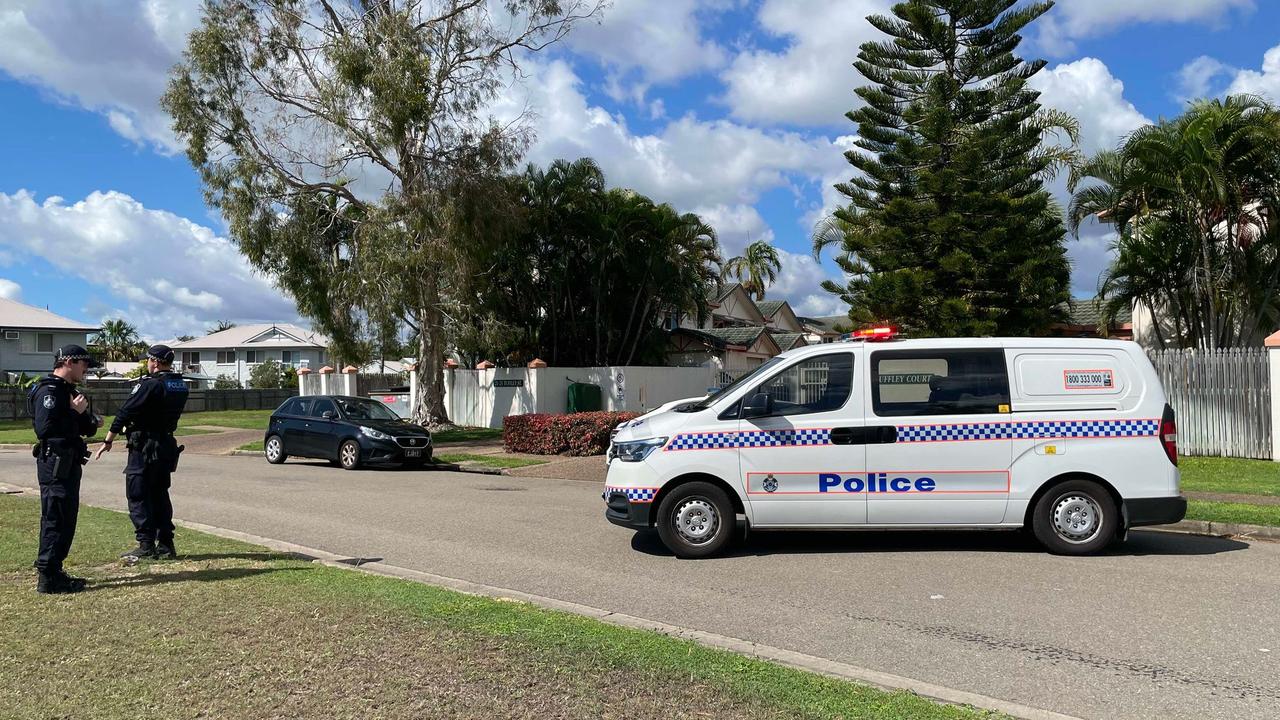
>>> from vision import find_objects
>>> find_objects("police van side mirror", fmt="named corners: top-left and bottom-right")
top-left (741, 392), bottom-right (773, 419)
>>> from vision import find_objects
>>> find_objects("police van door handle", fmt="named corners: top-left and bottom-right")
top-left (830, 427), bottom-right (858, 445)
top-left (830, 426), bottom-right (897, 445)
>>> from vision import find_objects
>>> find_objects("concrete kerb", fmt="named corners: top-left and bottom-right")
top-left (0, 481), bottom-right (1078, 720)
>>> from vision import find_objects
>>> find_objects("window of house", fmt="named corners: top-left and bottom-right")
top-left (37, 333), bottom-right (53, 353)
top-left (871, 349), bottom-right (1010, 417)
top-left (217, 351), bottom-right (236, 364)
top-left (245, 350), bottom-right (262, 364)
top-left (281, 350), bottom-right (295, 366)
top-left (181, 351), bottom-right (201, 366)
top-left (751, 352), bottom-right (854, 416)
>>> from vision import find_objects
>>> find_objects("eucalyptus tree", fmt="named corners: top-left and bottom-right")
top-left (163, 0), bottom-right (601, 424)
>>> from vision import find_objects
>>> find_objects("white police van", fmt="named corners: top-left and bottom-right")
top-left (603, 329), bottom-right (1185, 558)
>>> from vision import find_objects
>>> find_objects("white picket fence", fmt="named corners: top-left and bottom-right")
top-left (1149, 348), bottom-right (1272, 459)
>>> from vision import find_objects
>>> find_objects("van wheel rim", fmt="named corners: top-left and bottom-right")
top-left (673, 498), bottom-right (718, 545)
top-left (266, 438), bottom-right (280, 460)
top-left (341, 444), bottom-right (357, 466)
top-left (1052, 494), bottom-right (1103, 543)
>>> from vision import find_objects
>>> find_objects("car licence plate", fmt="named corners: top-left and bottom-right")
top-left (404, 448), bottom-right (422, 458)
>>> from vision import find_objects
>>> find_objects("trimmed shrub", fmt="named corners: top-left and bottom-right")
top-left (504, 411), bottom-right (640, 456)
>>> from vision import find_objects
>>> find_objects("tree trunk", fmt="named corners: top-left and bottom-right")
top-left (412, 277), bottom-right (450, 426)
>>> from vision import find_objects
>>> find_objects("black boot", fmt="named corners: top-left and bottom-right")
top-left (55, 570), bottom-right (88, 591)
top-left (120, 541), bottom-right (158, 560)
top-left (36, 571), bottom-right (83, 595)
top-left (155, 540), bottom-right (177, 560)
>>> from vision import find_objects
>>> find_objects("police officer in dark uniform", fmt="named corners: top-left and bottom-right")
top-left (29, 344), bottom-right (103, 594)
top-left (96, 345), bottom-right (189, 560)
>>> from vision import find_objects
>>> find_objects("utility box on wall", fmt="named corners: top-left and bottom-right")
top-left (567, 382), bottom-right (602, 413)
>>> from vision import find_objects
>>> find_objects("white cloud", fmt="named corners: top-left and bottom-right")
top-left (0, 190), bottom-right (299, 339)
top-left (1173, 43), bottom-right (1280, 107)
top-left (769, 249), bottom-right (846, 317)
top-left (1224, 44), bottom-right (1280, 102)
top-left (720, 0), bottom-right (892, 127)
top-left (0, 0), bottom-right (202, 153)
top-left (1037, 0), bottom-right (1254, 56)
top-left (1176, 55), bottom-right (1232, 102)
top-left (693, 204), bottom-right (775, 259)
top-left (567, 0), bottom-right (728, 83)
top-left (0, 279), bottom-right (22, 300)
top-left (1031, 58), bottom-right (1152, 154)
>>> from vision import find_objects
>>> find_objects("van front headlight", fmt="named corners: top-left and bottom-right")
top-left (609, 437), bottom-right (668, 463)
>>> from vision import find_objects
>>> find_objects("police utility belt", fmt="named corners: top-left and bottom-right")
top-left (32, 438), bottom-right (90, 481)
top-left (126, 430), bottom-right (185, 471)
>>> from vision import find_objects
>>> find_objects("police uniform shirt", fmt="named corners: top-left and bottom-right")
top-left (30, 375), bottom-right (97, 442)
top-left (110, 373), bottom-right (189, 436)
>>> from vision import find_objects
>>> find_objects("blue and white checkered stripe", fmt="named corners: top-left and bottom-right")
top-left (605, 486), bottom-right (657, 503)
top-left (665, 428), bottom-right (831, 451)
top-left (895, 419), bottom-right (1160, 443)
top-left (665, 419), bottom-right (1159, 450)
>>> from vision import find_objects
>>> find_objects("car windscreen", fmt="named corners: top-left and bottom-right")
top-left (336, 397), bottom-right (401, 421)
top-left (677, 356), bottom-right (787, 412)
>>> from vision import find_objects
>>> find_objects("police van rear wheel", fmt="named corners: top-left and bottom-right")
top-left (264, 435), bottom-right (287, 464)
top-left (656, 482), bottom-right (734, 559)
top-left (1032, 479), bottom-right (1117, 555)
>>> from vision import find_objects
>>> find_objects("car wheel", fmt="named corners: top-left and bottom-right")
top-left (264, 435), bottom-right (287, 464)
top-left (655, 481), bottom-right (735, 559)
top-left (1032, 479), bottom-right (1118, 555)
top-left (339, 440), bottom-right (362, 471)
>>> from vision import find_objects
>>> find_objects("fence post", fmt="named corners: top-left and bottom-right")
top-left (1268, 331), bottom-right (1280, 462)
top-left (341, 365), bottom-right (358, 396)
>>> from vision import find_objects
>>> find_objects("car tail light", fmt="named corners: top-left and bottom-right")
top-left (1160, 404), bottom-right (1178, 466)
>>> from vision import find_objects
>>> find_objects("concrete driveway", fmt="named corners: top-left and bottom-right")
top-left (1, 450), bottom-right (1276, 720)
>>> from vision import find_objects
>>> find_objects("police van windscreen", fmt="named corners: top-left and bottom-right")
top-left (679, 356), bottom-right (786, 412)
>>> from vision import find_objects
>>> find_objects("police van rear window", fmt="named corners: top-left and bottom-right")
top-left (871, 349), bottom-right (1010, 417)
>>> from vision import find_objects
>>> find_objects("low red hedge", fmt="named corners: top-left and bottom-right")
top-left (503, 411), bottom-right (640, 456)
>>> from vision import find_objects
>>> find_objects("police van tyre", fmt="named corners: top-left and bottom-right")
top-left (264, 435), bottom-right (287, 464)
top-left (339, 440), bottom-right (362, 471)
top-left (1032, 478), bottom-right (1119, 555)
top-left (655, 482), bottom-right (735, 559)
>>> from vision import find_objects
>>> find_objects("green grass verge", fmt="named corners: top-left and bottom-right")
top-left (432, 426), bottom-right (502, 443)
top-left (435, 452), bottom-right (546, 469)
top-left (238, 440), bottom-right (265, 453)
top-left (1185, 499), bottom-right (1280, 527)
top-left (0, 495), bottom-right (992, 720)
top-left (1179, 457), bottom-right (1280, 497)
top-left (0, 409), bottom-right (274, 444)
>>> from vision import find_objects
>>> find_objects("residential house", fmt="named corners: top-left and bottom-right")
top-left (798, 315), bottom-right (850, 344)
top-left (664, 284), bottom-right (813, 376)
top-left (1050, 299), bottom-right (1135, 342)
top-left (171, 323), bottom-right (329, 387)
top-left (0, 297), bottom-right (98, 379)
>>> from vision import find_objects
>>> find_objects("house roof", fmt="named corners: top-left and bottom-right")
top-left (0, 297), bottom-right (98, 332)
top-left (799, 315), bottom-right (850, 334)
top-left (769, 331), bottom-right (807, 351)
top-left (754, 300), bottom-right (786, 317)
top-left (671, 326), bottom-right (780, 351)
top-left (171, 323), bottom-right (328, 350)
top-left (707, 282), bottom-right (743, 304)
top-left (1063, 299), bottom-right (1132, 326)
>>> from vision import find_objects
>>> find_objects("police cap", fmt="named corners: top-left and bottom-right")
top-left (144, 345), bottom-right (176, 364)
top-left (55, 344), bottom-right (104, 368)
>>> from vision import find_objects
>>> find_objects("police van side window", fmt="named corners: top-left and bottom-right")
top-left (753, 353), bottom-right (854, 416)
top-left (871, 349), bottom-right (1009, 417)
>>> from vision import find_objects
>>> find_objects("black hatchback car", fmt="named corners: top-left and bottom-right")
top-left (263, 395), bottom-right (432, 470)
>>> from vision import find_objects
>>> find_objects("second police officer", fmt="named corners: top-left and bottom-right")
top-left (96, 345), bottom-right (189, 560)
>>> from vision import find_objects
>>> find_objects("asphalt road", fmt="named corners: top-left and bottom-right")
top-left (2, 451), bottom-right (1277, 720)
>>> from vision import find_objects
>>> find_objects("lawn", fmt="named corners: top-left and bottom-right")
top-left (0, 495), bottom-right (991, 720)
top-left (435, 452), bottom-right (546, 469)
top-left (238, 440), bottom-right (264, 453)
top-left (432, 426), bottom-right (502, 443)
top-left (1179, 456), bottom-right (1280, 497)
top-left (0, 409), bottom-right (274, 445)
top-left (1185, 500), bottom-right (1280, 528)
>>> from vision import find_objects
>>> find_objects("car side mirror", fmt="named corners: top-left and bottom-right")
top-left (741, 392), bottom-right (773, 419)
top-left (322, 410), bottom-right (337, 420)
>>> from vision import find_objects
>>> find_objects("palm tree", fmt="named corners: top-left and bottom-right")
top-left (1069, 95), bottom-right (1280, 348)
top-left (724, 240), bottom-right (781, 301)
top-left (91, 318), bottom-right (144, 362)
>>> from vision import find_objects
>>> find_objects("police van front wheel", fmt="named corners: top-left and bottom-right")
top-left (655, 482), bottom-right (734, 559)
top-left (1032, 479), bottom-right (1118, 555)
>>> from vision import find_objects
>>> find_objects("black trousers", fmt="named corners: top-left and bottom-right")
top-left (125, 449), bottom-right (174, 545)
top-left (35, 453), bottom-right (81, 574)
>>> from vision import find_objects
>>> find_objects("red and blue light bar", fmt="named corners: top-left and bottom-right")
top-left (841, 325), bottom-right (899, 342)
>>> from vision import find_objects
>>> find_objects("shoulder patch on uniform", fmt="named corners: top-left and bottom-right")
top-left (42, 394), bottom-right (55, 409)
top-left (131, 384), bottom-right (141, 395)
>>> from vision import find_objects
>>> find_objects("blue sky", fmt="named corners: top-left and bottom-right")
top-left (2, 0), bottom-right (1280, 339)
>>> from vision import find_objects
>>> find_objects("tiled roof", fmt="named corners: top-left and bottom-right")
top-left (707, 282), bottom-right (742, 304)
top-left (171, 323), bottom-right (328, 350)
top-left (1063, 299), bottom-right (1132, 326)
top-left (0, 297), bottom-right (98, 332)
top-left (799, 315), bottom-right (850, 333)
top-left (769, 331), bottom-right (807, 350)
top-left (754, 300), bottom-right (786, 317)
